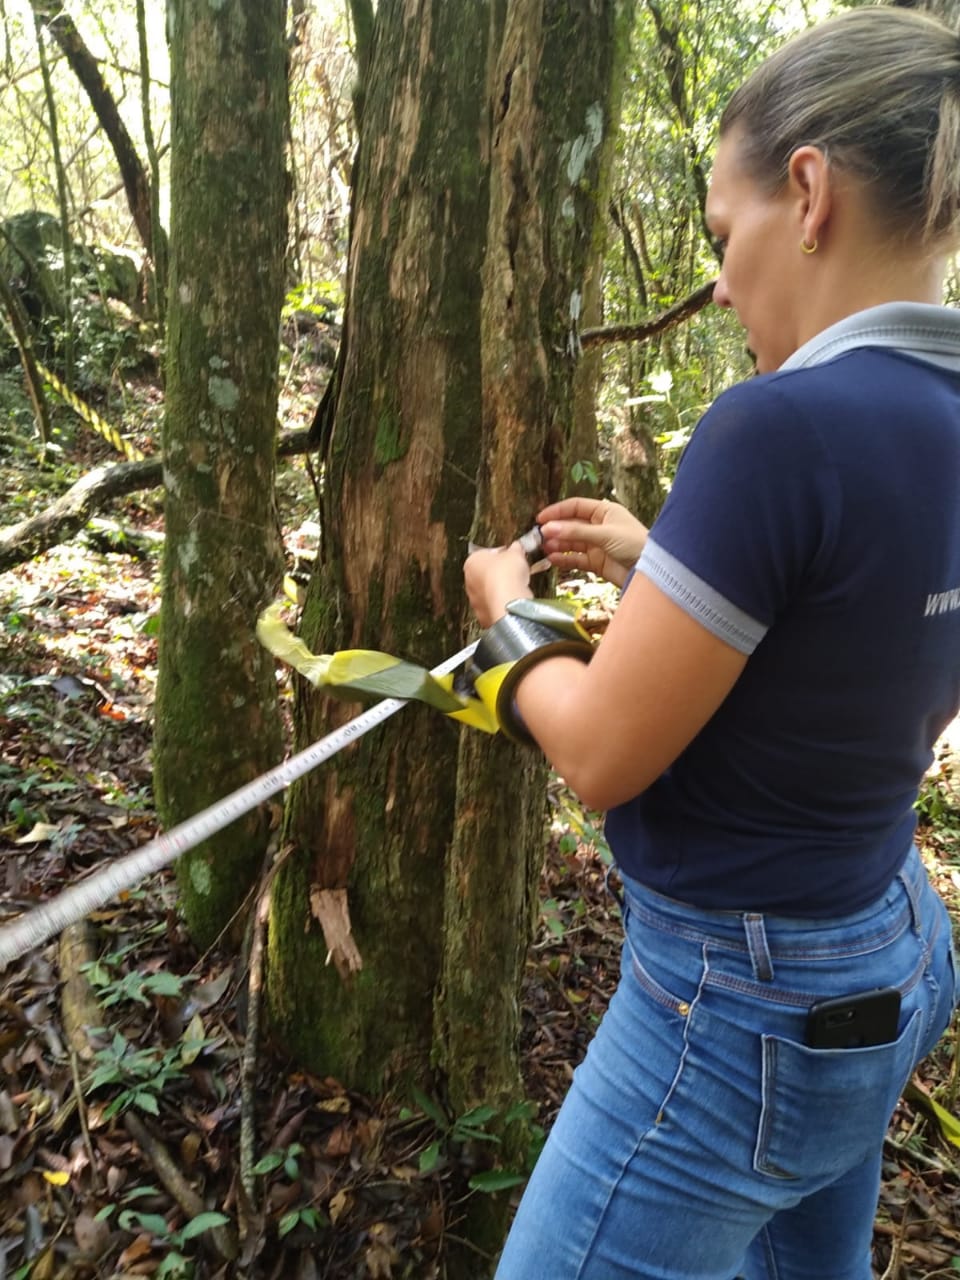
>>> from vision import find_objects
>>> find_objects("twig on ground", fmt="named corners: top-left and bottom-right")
top-left (68, 1048), bottom-right (101, 1195)
top-left (878, 1203), bottom-right (909, 1280)
top-left (240, 879), bottom-right (272, 1209)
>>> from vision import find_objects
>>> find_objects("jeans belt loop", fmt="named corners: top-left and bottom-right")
top-left (743, 912), bottom-right (775, 982)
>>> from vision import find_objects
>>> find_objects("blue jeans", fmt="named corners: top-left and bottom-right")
top-left (495, 846), bottom-right (957, 1280)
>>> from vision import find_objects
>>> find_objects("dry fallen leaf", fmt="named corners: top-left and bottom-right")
top-left (74, 1209), bottom-right (111, 1258)
top-left (29, 1246), bottom-right (55, 1280)
top-left (316, 1095), bottom-right (351, 1115)
top-left (15, 822), bottom-right (61, 845)
top-left (364, 1222), bottom-right (399, 1279)
top-left (117, 1232), bottom-right (154, 1270)
top-left (180, 1130), bottom-right (202, 1168)
top-left (328, 1189), bottom-right (352, 1224)
top-left (323, 1122), bottom-right (353, 1158)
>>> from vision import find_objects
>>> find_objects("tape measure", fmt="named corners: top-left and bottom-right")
top-left (0, 640), bottom-right (478, 972)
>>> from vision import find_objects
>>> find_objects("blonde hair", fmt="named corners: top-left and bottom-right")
top-left (720, 7), bottom-right (960, 245)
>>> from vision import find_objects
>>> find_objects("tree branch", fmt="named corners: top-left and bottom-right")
top-left (609, 198), bottom-right (647, 308)
top-left (645, 0), bottom-right (719, 259)
top-left (579, 279), bottom-right (716, 349)
top-left (28, 0), bottom-right (164, 265)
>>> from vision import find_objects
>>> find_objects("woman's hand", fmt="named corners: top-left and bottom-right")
top-left (537, 497), bottom-right (648, 588)
top-left (463, 541), bottom-right (532, 628)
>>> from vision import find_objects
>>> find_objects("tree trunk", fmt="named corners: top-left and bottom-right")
top-left (136, 0), bottom-right (168, 326)
top-left (154, 0), bottom-right (289, 947)
top-left (268, 0), bottom-right (634, 1132)
top-left (29, 0), bottom-right (165, 272)
top-left (268, 0), bottom-right (491, 1092)
top-left (0, 254), bottom-right (51, 449)
top-left (439, 0), bottom-right (637, 1115)
top-left (32, 7), bottom-right (73, 382)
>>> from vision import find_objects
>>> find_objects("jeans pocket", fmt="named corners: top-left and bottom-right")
top-left (753, 1007), bottom-right (923, 1181)
top-left (917, 906), bottom-right (959, 1061)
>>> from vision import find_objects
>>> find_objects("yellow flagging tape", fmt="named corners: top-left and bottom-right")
top-left (257, 603), bottom-right (502, 733)
top-left (38, 361), bottom-right (145, 462)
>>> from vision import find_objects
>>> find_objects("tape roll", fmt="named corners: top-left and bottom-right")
top-left (256, 596), bottom-right (593, 745)
top-left (258, 602), bottom-right (502, 733)
top-left (468, 600), bottom-right (593, 745)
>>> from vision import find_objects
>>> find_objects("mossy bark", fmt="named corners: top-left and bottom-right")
top-left (268, 2), bottom-right (635, 1187)
top-left (434, 9), bottom-right (637, 1268)
top-left (155, 0), bottom-right (288, 947)
top-left (268, 0), bottom-right (491, 1092)
top-left (440, 0), bottom-right (638, 1117)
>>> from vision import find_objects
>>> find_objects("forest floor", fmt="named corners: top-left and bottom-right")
top-left (2, 378), bottom-right (960, 1279)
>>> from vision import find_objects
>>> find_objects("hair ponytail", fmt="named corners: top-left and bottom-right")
top-left (720, 7), bottom-right (960, 246)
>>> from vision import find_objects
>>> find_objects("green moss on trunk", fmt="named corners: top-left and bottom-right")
top-left (268, 0), bottom-right (492, 1093)
top-left (155, 0), bottom-right (288, 947)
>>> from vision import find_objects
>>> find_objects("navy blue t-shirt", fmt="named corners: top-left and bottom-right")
top-left (607, 347), bottom-right (960, 916)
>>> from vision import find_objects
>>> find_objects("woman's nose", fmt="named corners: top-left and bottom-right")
top-left (712, 273), bottom-right (732, 309)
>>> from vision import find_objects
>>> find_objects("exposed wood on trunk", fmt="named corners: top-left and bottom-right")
top-left (309, 887), bottom-right (363, 978)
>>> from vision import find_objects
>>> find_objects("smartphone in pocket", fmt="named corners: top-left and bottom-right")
top-left (805, 987), bottom-right (901, 1049)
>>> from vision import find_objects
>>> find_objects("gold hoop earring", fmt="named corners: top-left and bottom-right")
top-left (800, 238), bottom-right (818, 255)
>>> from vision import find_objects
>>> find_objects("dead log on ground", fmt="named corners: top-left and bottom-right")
top-left (0, 430), bottom-right (312, 573)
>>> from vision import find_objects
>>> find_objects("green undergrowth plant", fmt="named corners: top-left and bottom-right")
top-left (95, 1190), bottom-right (231, 1280)
top-left (556, 803), bottom-right (612, 867)
top-left (401, 1089), bottom-right (543, 1193)
top-left (81, 939), bottom-right (218, 1118)
top-left (570, 458), bottom-right (600, 487)
top-left (916, 771), bottom-right (960, 833)
top-left (251, 1143), bottom-right (330, 1238)
top-left (86, 1027), bottom-right (203, 1119)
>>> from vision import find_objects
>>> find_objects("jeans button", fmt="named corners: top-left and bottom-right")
top-left (678, 1001), bottom-right (690, 1016)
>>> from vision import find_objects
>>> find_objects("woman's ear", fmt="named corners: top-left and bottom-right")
top-left (787, 145), bottom-right (832, 247)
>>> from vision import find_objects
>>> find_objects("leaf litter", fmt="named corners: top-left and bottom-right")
top-left (1, 464), bottom-right (960, 1277)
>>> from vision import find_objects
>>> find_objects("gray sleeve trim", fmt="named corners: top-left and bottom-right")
top-left (636, 539), bottom-right (767, 655)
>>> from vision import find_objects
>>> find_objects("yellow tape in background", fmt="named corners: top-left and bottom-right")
top-left (39, 361), bottom-right (146, 462)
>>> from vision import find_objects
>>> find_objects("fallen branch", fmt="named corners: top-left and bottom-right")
top-left (58, 922), bottom-right (105, 1192)
top-left (124, 1111), bottom-right (239, 1263)
top-left (69, 1048), bottom-right (102, 1195)
top-left (59, 921), bottom-right (102, 1063)
top-left (0, 429), bottom-right (313, 573)
top-left (0, 457), bottom-right (161, 573)
top-left (579, 280), bottom-right (716, 349)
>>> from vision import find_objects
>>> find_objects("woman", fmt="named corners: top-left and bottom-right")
top-left (464, 8), bottom-right (960, 1279)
